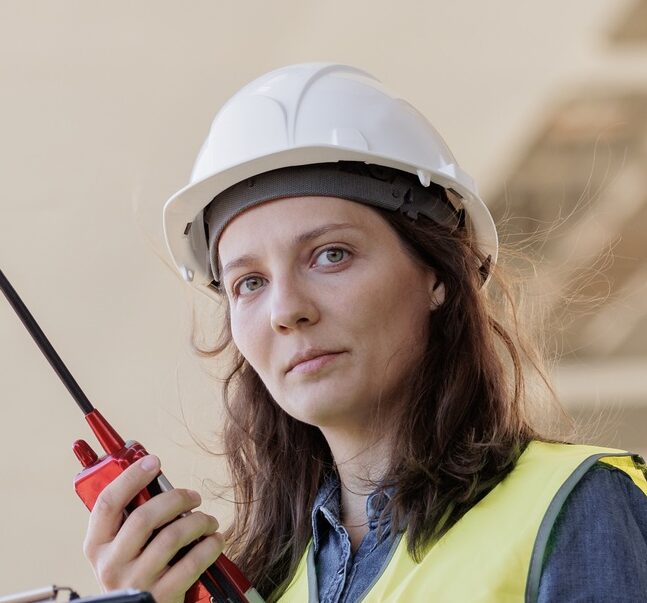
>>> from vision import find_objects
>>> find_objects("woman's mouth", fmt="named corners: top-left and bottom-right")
top-left (288, 352), bottom-right (344, 375)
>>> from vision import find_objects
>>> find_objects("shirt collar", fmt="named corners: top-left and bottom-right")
top-left (311, 473), bottom-right (341, 553)
top-left (310, 472), bottom-right (396, 553)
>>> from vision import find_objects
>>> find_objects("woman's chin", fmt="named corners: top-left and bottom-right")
top-left (281, 391), bottom-right (370, 430)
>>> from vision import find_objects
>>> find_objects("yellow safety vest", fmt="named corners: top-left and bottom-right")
top-left (277, 441), bottom-right (647, 603)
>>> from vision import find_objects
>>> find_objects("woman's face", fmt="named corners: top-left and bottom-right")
top-left (217, 196), bottom-right (442, 432)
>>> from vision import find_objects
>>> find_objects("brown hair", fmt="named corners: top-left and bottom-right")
top-left (192, 187), bottom-right (564, 600)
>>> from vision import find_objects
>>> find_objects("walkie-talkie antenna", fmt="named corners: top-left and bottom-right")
top-left (0, 268), bottom-right (94, 414)
top-left (0, 268), bottom-right (124, 453)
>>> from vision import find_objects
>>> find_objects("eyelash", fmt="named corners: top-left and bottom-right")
top-left (231, 246), bottom-right (352, 298)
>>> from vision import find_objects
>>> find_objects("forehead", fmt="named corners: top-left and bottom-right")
top-left (217, 196), bottom-right (386, 259)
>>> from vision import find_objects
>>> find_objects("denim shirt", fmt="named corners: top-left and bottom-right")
top-left (312, 476), bottom-right (397, 603)
top-left (311, 462), bottom-right (647, 602)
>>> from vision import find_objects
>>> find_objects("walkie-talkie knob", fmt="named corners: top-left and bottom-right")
top-left (73, 439), bottom-right (99, 468)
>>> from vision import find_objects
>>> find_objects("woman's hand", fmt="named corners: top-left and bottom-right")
top-left (83, 455), bottom-right (225, 603)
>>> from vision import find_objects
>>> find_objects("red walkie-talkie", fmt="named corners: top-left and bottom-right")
top-left (0, 268), bottom-right (263, 603)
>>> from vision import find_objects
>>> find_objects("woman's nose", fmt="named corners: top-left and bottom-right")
top-left (270, 275), bottom-right (320, 333)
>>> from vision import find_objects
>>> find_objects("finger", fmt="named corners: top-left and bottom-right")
top-left (152, 533), bottom-right (225, 603)
top-left (111, 488), bottom-right (204, 561)
top-left (86, 455), bottom-right (161, 549)
top-left (134, 511), bottom-right (220, 578)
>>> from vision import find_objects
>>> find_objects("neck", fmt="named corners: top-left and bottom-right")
top-left (320, 425), bottom-right (393, 546)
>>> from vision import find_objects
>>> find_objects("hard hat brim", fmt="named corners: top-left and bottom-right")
top-left (163, 145), bottom-right (498, 298)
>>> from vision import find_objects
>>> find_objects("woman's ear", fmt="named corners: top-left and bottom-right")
top-left (427, 274), bottom-right (445, 309)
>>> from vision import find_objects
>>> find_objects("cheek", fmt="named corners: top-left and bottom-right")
top-left (319, 277), bottom-right (424, 349)
top-left (358, 270), bottom-right (430, 357)
top-left (229, 314), bottom-right (245, 353)
top-left (351, 265), bottom-right (428, 327)
top-left (230, 311), bottom-right (267, 370)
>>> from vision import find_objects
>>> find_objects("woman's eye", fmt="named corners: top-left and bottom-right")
top-left (235, 275), bottom-right (265, 296)
top-left (314, 247), bottom-right (349, 267)
top-left (231, 249), bottom-right (349, 295)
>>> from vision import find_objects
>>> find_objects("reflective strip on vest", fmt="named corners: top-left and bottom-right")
top-left (276, 441), bottom-right (647, 603)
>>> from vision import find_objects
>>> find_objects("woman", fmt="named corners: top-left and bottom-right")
top-left (83, 63), bottom-right (647, 602)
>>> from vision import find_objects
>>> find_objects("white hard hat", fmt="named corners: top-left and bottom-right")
top-left (163, 62), bottom-right (498, 299)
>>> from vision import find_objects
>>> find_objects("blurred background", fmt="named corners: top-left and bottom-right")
top-left (1, 0), bottom-right (645, 595)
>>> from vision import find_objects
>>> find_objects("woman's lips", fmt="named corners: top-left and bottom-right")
top-left (289, 352), bottom-right (344, 375)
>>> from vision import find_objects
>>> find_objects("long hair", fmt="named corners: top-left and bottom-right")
top-left (192, 185), bottom-right (565, 600)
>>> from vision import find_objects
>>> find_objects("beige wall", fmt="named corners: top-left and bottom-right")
top-left (1, 0), bottom-right (644, 596)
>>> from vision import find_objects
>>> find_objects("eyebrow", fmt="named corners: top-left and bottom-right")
top-left (221, 222), bottom-right (358, 277)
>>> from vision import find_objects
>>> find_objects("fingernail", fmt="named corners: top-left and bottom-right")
top-left (141, 455), bottom-right (159, 471)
